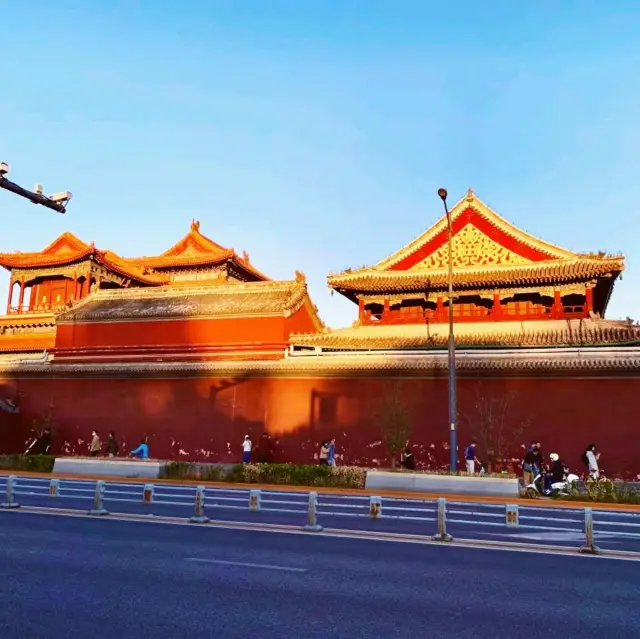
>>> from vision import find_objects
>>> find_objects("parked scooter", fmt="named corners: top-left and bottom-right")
top-left (525, 469), bottom-right (579, 498)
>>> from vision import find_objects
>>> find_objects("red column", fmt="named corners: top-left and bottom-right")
top-left (17, 280), bottom-right (26, 313)
top-left (358, 298), bottom-right (365, 323)
top-left (436, 296), bottom-right (444, 322)
top-left (6, 279), bottom-right (13, 313)
top-left (492, 294), bottom-right (502, 320)
top-left (553, 290), bottom-right (562, 319)
top-left (585, 286), bottom-right (593, 317)
top-left (382, 299), bottom-right (390, 323)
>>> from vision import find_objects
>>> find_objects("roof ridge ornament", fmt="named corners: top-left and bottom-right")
top-left (190, 219), bottom-right (200, 232)
top-left (466, 187), bottom-right (474, 201)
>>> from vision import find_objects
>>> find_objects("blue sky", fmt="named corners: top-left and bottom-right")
top-left (1, 1), bottom-right (639, 327)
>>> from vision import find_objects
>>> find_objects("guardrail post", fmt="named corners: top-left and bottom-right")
top-left (369, 496), bottom-right (382, 519)
top-left (579, 507), bottom-right (599, 554)
top-left (0, 475), bottom-right (20, 509)
top-left (89, 480), bottom-right (109, 516)
top-left (303, 491), bottom-right (323, 532)
top-left (49, 478), bottom-right (60, 498)
top-left (505, 504), bottom-right (519, 528)
top-left (432, 497), bottom-right (453, 542)
top-left (189, 486), bottom-right (210, 524)
top-left (249, 489), bottom-right (261, 512)
top-left (143, 484), bottom-right (154, 504)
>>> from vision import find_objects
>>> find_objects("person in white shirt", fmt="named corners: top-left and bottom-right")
top-left (584, 444), bottom-right (600, 479)
top-left (242, 435), bottom-right (252, 464)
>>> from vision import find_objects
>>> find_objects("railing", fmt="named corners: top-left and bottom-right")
top-left (1, 475), bottom-right (639, 555)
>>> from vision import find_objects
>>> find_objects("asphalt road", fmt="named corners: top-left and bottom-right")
top-left (0, 511), bottom-right (638, 638)
top-left (4, 476), bottom-right (640, 553)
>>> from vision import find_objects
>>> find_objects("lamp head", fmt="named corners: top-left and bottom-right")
top-left (437, 188), bottom-right (448, 202)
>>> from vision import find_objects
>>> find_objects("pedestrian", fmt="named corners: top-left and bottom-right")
top-left (130, 439), bottom-right (149, 459)
top-left (106, 431), bottom-right (119, 458)
top-left (326, 438), bottom-right (337, 467)
top-left (464, 440), bottom-right (479, 473)
top-left (400, 440), bottom-right (415, 470)
top-left (242, 435), bottom-right (252, 464)
top-left (582, 444), bottom-right (600, 479)
top-left (89, 431), bottom-right (101, 457)
top-left (319, 441), bottom-right (329, 465)
top-left (521, 441), bottom-right (537, 487)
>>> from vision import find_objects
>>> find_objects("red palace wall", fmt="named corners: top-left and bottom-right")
top-left (1, 373), bottom-right (638, 477)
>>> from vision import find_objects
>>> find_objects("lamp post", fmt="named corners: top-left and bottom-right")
top-left (0, 162), bottom-right (71, 214)
top-left (437, 188), bottom-right (457, 472)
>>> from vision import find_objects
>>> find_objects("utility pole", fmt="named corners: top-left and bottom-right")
top-left (0, 161), bottom-right (72, 214)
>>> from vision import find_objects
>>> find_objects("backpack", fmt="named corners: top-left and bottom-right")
top-left (581, 451), bottom-right (589, 467)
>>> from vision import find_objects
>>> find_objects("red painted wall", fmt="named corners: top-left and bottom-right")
top-left (4, 373), bottom-right (639, 478)
top-left (55, 304), bottom-right (319, 355)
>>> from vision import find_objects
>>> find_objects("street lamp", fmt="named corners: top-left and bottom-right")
top-left (437, 187), bottom-right (458, 472)
top-left (0, 161), bottom-right (71, 214)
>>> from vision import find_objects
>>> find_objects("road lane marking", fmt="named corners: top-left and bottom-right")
top-left (3, 506), bottom-right (640, 562)
top-left (185, 558), bottom-right (307, 572)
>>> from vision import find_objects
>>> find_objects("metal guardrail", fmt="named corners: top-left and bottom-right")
top-left (1, 475), bottom-right (639, 555)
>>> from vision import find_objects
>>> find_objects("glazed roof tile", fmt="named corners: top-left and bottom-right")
top-left (56, 276), bottom-right (322, 324)
top-left (0, 220), bottom-right (269, 282)
top-left (329, 191), bottom-right (624, 293)
top-left (290, 319), bottom-right (640, 350)
top-left (328, 258), bottom-right (625, 292)
top-left (2, 346), bottom-right (640, 374)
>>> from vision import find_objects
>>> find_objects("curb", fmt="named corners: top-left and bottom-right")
top-left (3, 470), bottom-right (640, 512)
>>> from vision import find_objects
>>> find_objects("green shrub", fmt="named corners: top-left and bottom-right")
top-left (0, 454), bottom-right (56, 473)
top-left (161, 462), bottom-right (366, 489)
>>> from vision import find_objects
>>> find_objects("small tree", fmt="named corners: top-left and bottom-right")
top-left (379, 381), bottom-right (412, 468)
top-left (462, 388), bottom-right (530, 473)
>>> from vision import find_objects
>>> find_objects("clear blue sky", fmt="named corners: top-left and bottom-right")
top-left (1, 1), bottom-right (639, 327)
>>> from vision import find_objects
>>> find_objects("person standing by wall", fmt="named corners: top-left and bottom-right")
top-left (583, 444), bottom-right (600, 479)
top-left (106, 431), bottom-right (119, 458)
top-left (464, 440), bottom-right (479, 473)
top-left (242, 435), bottom-right (252, 464)
top-left (319, 441), bottom-right (329, 465)
top-left (327, 438), bottom-right (337, 467)
top-left (89, 431), bottom-right (102, 457)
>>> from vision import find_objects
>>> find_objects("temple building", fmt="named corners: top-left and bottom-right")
top-left (0, 192), bottom-right (638, 475)
top-left (291, 189), bottom-right (630, 351)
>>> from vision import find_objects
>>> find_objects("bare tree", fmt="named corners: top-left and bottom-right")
top-left (379, 381), bottom-right (413, 469)
top-left (462, 389), bottom-right (530, 473)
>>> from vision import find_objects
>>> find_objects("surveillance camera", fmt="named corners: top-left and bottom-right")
top-left (34, 184), bottom-right (43, 195)
top-left (0, 162), bottom-right (8, 176)
top-left (48, 191), bottom-right (73, 203)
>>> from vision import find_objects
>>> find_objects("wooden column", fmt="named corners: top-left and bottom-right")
top-left (17, 280), bottom-right (26, 313)
top-left (31, 283), bottom-right (39, 310)
top-left (492, 293), bottom-right (502, 320)
top-left (585, 286), bottom-right (594, 317)
top-left (553, 290), bottom-right (562, 319)
top-left (358, 298), bottom-right (365, 323)
top-left (436, 296), bottom-right (444, 322)
top-left (382, 299), bottom-right (390, 323)
top-left (6, 279), bottom-right (14, 314)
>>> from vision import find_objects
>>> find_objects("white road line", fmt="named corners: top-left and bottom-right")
top-left (185, 558), bottom-right (307, 572)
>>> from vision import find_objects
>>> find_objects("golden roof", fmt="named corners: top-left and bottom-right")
top-left (2, 345), bottom-right (640, 374)
top-left (127, 220), bottom-right (269, 280)
top-left (328, 257), bottom-right (625, 293)
top-left (290, 319), bottom-right (640, 350)
top-left (56, 275), bottom-right (324, 328)
top-left (0, 313), bottom-right (56, 353)
top-left (329, 190), bottom-right (624, 293)
top-left (0, 221), bottom-right (269, 282)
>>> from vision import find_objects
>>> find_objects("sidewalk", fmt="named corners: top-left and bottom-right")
top-left (3, 469), bottom-right (640, 512)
